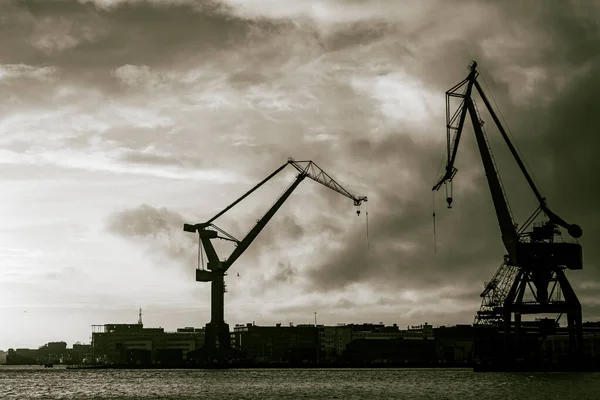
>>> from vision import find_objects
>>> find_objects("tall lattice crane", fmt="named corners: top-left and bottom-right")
top-left (432, 61), bottom-right (584, 359)
top-left (183, 157), bottom-right (367, 361)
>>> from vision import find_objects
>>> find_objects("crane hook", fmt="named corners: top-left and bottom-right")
top-left (445, 182), bottom-right (453, 208)
top-left (446, 197), bottom-right (453, 209)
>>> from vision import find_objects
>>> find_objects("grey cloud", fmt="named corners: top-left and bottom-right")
top-left (6, 0), bottom-right (599, 324)
top-left (106, 204), bottom-right (196, 264)
top-left (0, 64), bottom-right (58, 81)
top-left (256, 214), bottom-right (306, 250)
top-left (536, 59), bottom-right (600, 274)
top-left (106, 202), bottom-right (311, 279)
top-left (98, 0), bottom-right (600, 320)
top-left (0, 64), bottom-right (61, 113)
top-left (336, 297), bottom-right (355, 309)
top-left (1, 1), bottom-right (396, 179)
top-left (118, 149), bottom-right (204, 168)
top-left (272, 261), bottom-right (295, 284)
top-left (266, 289), bottom-right (476, 325)
top-left (0, 0), bottom-right (278, 74)
top-left (302, 130), bottom-right (503, 291)
top-left (298, 0), bottom-right (600, 320)
top-left (107, 204), bottom-right (185, 235)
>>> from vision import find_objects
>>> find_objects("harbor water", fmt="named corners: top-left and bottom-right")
top-left (1, 366), bottom-right (599, 399)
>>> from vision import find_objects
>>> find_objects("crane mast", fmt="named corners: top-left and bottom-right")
top-left (433, 61), bottom-right (584, 362)
top-left (183, 157), bottom-right (366, 362)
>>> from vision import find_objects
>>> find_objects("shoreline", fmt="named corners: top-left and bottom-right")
top-left (65, 363), bottom-right (471, 370)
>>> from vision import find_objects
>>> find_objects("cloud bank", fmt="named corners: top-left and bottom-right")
top-left (2, 0), bottom-right (599, 346)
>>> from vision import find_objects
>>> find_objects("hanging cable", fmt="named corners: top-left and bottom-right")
top-left (444, 181), bottom-right (453, 208)
top-left (198, 238), bottom-right (205, 270)
top-left (433, 145), bottom-right (446, 253)
top-left (432, 191), bottom-right (437, 253)
top-left (366, 201), bottom-right (370, 250)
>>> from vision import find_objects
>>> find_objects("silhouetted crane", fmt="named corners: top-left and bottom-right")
top-left (433, 61), bottom-right (584, 361)
top-left (184, 157), bottom-right (367, 362)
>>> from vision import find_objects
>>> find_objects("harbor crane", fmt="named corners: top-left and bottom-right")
top-left (432, 61), bottom-right (584, 358)
top-left (184, 157), bottom-right (367, 361)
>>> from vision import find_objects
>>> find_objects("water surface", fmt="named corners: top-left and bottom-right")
top-left (1, 366), bottom-right (599, 399)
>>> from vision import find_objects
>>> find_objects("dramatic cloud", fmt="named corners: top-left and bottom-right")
top-left (2, 0), bottom-right (599, 347)
top-left (106, 204), bottom-right (195, 264)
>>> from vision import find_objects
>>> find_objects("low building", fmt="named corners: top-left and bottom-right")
top-left (472, 319), bottom-right (600, 365)
top-left (7, 348), bottom-right (39, 365)
top-left (541, 328), bottom-right (600, 362)
top-left (37, 341), bottom-right (67, 364)
top-left (6, 342), bottom-right (92, 365)
top-left (71, 343), bottom-right (93, 364)
top-left (234, 322), bottom-right (437, 364)
top-left (91, 323), bottom-right (205, 365)
top-left (434, 325), bottom-right (475, 365)
top-left (318, 325), bottom-right (353, 362)
top-left (403, 323), bottom-right (435, 340)
top-left (232, 323), bottom-right (318, 364)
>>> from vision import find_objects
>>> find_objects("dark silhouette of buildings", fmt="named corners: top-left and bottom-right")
top-left (473, 319), bottom-right (600, 370)
top-left (91, 324), bottom-right (205, 366)
top-left (231, 323), bottom-right (319, 364)
top-left (6, 316), bottom-right (600, 369)
top-left (345, 338), bottom-right (436, 365)
top-left (6, 342), bottom-right (92, 365)
top-left (435, 325), bottom-right (475, 365)
top-left (87, 319), bottom-right (458, 367)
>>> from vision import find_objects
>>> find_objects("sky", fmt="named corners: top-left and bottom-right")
top-left (1, 0), bottom-right (599, 349)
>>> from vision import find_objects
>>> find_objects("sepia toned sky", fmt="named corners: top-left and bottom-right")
top-left (1, 0), bottom-right (599, 349)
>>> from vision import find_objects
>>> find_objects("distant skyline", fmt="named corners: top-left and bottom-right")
top-left (2, 0), bottom-right (599, 349)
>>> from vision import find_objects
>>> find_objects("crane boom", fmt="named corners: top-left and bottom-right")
top-left (465, 97), bottom-right (518, 260)
top-left (289, 159), bottom-right (368, 206)
top-left (222, 174), bottom-right (306, 269)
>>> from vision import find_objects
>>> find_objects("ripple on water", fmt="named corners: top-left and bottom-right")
top-left (1, 367), bottom-right (600, 399)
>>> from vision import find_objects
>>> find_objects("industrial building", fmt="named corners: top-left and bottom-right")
top-left (231, 323), bottom-right (318, 364)
top-left (231, 322), bottom-right (438, 365)
top-left (91, 323), bottom-right (205, 366)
